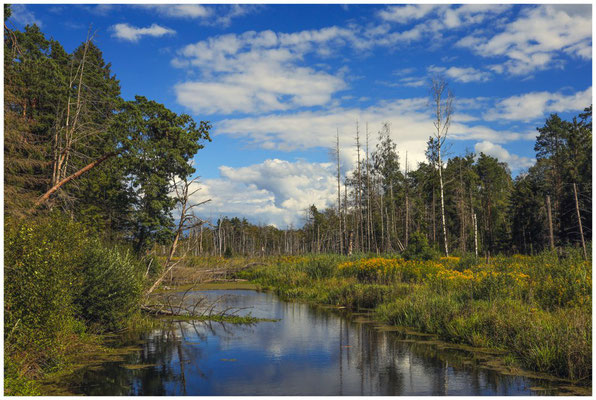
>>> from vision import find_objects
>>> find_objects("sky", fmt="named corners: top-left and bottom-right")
top-left (8, 3), bottom-right (592, 227)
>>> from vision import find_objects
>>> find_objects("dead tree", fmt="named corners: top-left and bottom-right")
top-left (573, 184), bottom-right (587, 260)
top-left (146, 176), bottom-right (211, 295)
top-left (430, 77), bottom-right (454, 257)
top-left (546, 195), bottom-right (555, 251)
top-left (335, 129), bottom-right (344, 254)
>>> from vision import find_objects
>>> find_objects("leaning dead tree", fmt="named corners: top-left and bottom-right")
top-left (143, 287), bottom-right (252, 319)
top-left (430, 77), bottom-right (454, 257)
top-left (146, 176), bottom-right (211, 295)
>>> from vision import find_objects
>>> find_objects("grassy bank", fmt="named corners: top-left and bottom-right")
top-left (238, 250), bottom-right (591, 382)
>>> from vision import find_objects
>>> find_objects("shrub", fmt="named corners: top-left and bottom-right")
top-left (75, 243), bottom-right (143, 331)
top-left (402, 231), bottom-right (437, 261)
top-left (5, 217), bottom-right (83, 357)
top-left (303, 257), bottom-right (335, 280)
top-left (4, 212), bottom-right (145, 384)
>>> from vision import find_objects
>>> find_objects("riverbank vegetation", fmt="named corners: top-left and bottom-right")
top-left (238, 248), bottom-right (591, 382)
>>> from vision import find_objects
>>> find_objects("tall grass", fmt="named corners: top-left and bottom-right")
top-left (241, 249), bottom-right (592, 381)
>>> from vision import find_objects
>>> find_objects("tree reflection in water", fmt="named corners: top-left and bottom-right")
top-left (62, 290), bottom-right (575, 396)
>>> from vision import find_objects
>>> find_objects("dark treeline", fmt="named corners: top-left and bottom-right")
top-left (180, 110), bottom-right (591, 258)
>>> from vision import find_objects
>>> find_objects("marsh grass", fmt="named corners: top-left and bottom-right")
top-left (241, 249), bottom-right (592, 381)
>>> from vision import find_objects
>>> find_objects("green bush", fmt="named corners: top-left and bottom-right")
top-left (303, 258), bottom-right (336, 280)
top-left (75, 243), bottom-right (143, 331)
top-left (4, 213), bottom-right (145, 384)
top-left (5, 218), bottom-right (82, 356)
top-left (4, 357), bottom-right (41, 396)
top-left (402, 231), bottom-right (437, 261)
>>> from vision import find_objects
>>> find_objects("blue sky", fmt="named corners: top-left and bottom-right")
top-left (8, 3), bottom-right (592, 227)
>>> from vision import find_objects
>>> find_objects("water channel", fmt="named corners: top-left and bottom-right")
top-left (62, 289), bottom-right (587, 395)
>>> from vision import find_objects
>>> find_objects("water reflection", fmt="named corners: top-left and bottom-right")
top-left (68, 290), bottom-right (577, 395)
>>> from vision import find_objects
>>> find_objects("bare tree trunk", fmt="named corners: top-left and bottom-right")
top-left (546, 195), bottom-right (555, 251)
top-left (473, 213), bottom-right (478, 258)
top-left (355, 121), bottom-right (363, 252)
top-left (336, 129), bottom-right (343, 254)
top-left (365, 123), bottom-right (372, 253)
top-left (343, 180), bottom-right (348, 252)
top-left (52, 31), bottom-right (92, 187)
top-left (347, 230), bottom-right (353, 256)
top-left (380, 189), bottom-right (385, 251)
top-left (431, 77), bottom-right (453, 257)
top-left (573, 184), bottom-right (587, 260)
top-left (432, 188), bottom-right (436, 244)
top-left (31, 151), bottom-right (116, 212)
top-left (147, 177), bottom-right (210, 295)
top-left (405, 152), bottom-right (409, 248)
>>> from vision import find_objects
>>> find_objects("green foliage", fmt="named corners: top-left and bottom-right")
top-left (4, 357), bottom-right (41, 396)
top-left (402, 231), bottom-right (437, 260)
top-left (4, 213), bottom-right (145, 384)
top-left (303, 257), bottom-right (335, 279)
top-left (223, 247), bottom-right (233, 258)
top-left (5, 217), bottom-right (82, 354)
top-left (75, 243), bottom-right (143, 331)
top-left (112, 96), bottom-right (211, 252)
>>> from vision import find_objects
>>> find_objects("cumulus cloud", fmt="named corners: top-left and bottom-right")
top-left (474, 141), bottom-right (535, 171)
top-left (457, 5), bottom-right (592, 75)
top-left (484, 86), bottom-right (592, 122)
top-left (111, 23), bottom-right (175, 42)
top-left (9, 4), bottom-right (42, 27)
top-left (193, 159), bottom-right (337, 227)
top-left (172, 28), bottom-right (355, 115)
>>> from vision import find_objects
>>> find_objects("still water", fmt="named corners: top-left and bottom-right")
top-left (68, 290), bottom-right (583, 395)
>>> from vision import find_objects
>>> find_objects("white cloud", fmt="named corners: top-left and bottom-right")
top-left (215, 5), bottom-right (262, 27)
top-left (175, 63), bottom-right (345, 114)
top-left (139, 4), bottom-right (260, 27)
top-left (140, 4), bottom-right (212, 19)
top-left (9, 4), bottom-right (42, 27)
top-left (427, 65), bottom-right (491, 83)
top-left (194, 159), bottom-right (337, 227)
top-left (217, 99), bottom-right (430, 167)
top-left (450, 123), bottom-right (535, 143)
top-left (457, 5), bottom-right (592, 75)
top-left (215, 97), bottom-right (534, 172)
top-left (172, 28), bottom-right (354, 114)
top-left (111, 23), bottom-right (175, 42)
top-left (378, 4), bottom-right (439, 24)
top-left (398, 76), bottom-right (428, 87)
top-left (474, 141), bottom-right (535, 171)
top-left (378, 4), bottom-right (510, 30)
top-left (484, 87), bottom-right (592, 122)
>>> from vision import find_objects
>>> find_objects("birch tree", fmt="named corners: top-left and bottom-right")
top-left (430, 77), bottom-right (453, 256)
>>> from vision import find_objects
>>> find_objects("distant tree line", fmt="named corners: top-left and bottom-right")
top-left (171, 106), bottom-right (591, 258)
